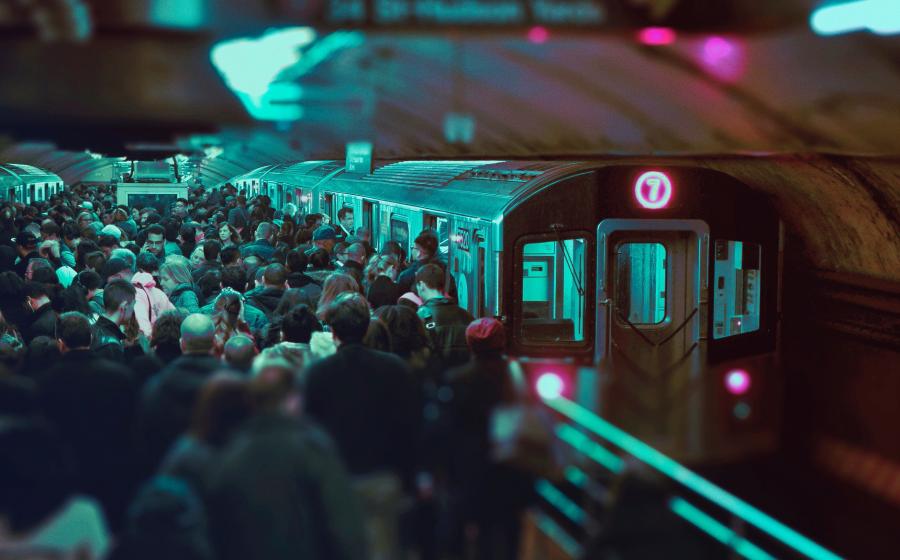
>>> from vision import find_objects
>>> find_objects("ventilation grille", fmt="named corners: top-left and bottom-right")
top-left (362, 161), bottom-right (502, 188)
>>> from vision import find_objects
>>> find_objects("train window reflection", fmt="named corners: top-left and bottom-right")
top-left (520, 237), bottom-right (586, 343)
top-left (390, 216), bottom-right (409, 255)
top-left (713, 240), bottom-right (761, 339)
top-left (615, 242), bottom-right (667, 325)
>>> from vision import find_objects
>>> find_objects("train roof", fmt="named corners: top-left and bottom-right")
top-left (0, 163), bottom-right (63, 185)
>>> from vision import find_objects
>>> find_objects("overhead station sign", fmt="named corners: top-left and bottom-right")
top-left (325, 0), bottom-right (608, 27)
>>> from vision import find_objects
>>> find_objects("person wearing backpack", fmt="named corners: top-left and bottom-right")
top-left (415, 264), bottom-right (473, 371)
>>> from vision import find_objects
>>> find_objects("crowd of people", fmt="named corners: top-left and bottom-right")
top-left (0, 183), bottom-right (536, 560)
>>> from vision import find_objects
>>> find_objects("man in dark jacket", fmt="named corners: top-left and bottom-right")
top-left (136, 313), bottom-right (222, 473)
top-left (341, 242), bottom-right (366, 287)
top-left (415, 264), bottom-right (474, 370)
top-left (304, 292), bottom-right (419, 484)
top-left (396, 229), bottom-right (456, 299)
top-left (247, 263), bottom-right (287, 318)
top-left (23, 281), bottom-right (57, 343)
top-left (40, 312), bottom-right (138, 530)
top-left (240, 222), bottom-right (276, 261)
top-left (208, 364), bottom-right (366, 560)
top-left (191, 240), bottom-right (223, 282)
top-left (13, 231), bottom-right (40, 277)
top-left (92, 279), bottom-right (141, 363)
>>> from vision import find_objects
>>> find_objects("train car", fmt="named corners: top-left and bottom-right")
top-left (290, 159), bottom-right (783, 463)
top-left (0, 163), bottom-right (64, 204)
top-left (228, 161), bottom-right (342, 217)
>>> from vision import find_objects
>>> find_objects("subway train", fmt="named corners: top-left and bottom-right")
top-left (228, 159), bottom-right (782, 462)
top-left (0, 163), bottom-right (64, 204)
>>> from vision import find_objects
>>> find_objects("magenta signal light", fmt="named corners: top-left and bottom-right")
top-left (634, 171), bottom-right (673, 209)
top-left (528, 26), bottom-right (550, 44)
top-left (638, 27), bottom-right (676, 46)
top-left (725, 369), bottom-right (751, 395)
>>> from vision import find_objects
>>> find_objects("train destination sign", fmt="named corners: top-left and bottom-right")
top-left (325, 0), bottom-right (607, 27)
top-left (634, 170), bottom-right (672, 209)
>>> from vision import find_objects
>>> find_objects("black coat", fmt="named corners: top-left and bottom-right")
top-left (136, 354), bottom-right (222, 473)
top-left (247, 286), bottom-right (284, 318)
top-left (304, 343), bottom-right (419, 484)
top-left (417, 297), bottom-right (474, 370)
top-left (396, 256), bottom-right (457, 299)
top-left (208, 412), bottom-right (367, 560)
top-left (24, 303), bottom-right (57, 343)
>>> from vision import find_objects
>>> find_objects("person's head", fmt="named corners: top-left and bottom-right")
top-left (332, 242), bottom-right (349, 264)
top-left (25, 258), bottom-right (54, 283)
top-left (374, 305), bottom-right (430, 362)
top-left (110, 248), bottom-right (136, 273)
top-left (218, 223), bottom-right (240, 245)
top-left (103, 279), bottom-right (137, 325)
top-left (198, 270), bottom-right (222, 302)
top-left (179, 224), bottom-right (197, 246)
top-left (189, 372), bottom-right (252, 446)
top-left (355, 227), bottom-right (371, 244)
top-left (173, 198), bottom-right (189, 218)
top-left (255, 222), bottom-right (274, 243)
top-left (323, 292), bottom-right (371, 345)
top-left (412, 229), bottom-right (438, 262)
top-left (363, 318), bottom-right (392, 352)
top-left (337, 207), bottom-right (354, 232)
top-left (102, 257), bottom-right (133, 283)
top-left (249, 356), bottom-right (300, 414)
top-left (54, 312), bottom-right (92, 353)
top-left (465, 317), bottom-right (506, 356)
top-left (305, 213), bottom-right (323, 229)
top-left (213, 290), bottom-right (243, 327)
top-left (317, 272), bottom-right (361, 319)
top-left (281, 304), bottom-right (321, 344)
top-left (308, 248), bottom-right (332, 271)
top-left (189, 244), bottom-right (206, 267)
top-left (143, 224), bottom-right (165, 256)
top-left (23, 281), bottom-right (50, 312)
top-left (14, 231), bottom-right (38, 257)
top-left (259, 263), bottom-right (285, 290)
top-left (312, 225), bottom-right (336, 253)
top-left (365, 254), bottom-right (399, 284)
top-left (202, 239), bottom-right (221, 264)
top-left (415, 263), bottom-right (445, 301)
top-left (344, 242), bottom-right (367, 266)
top-left (285, 248), bottom-right (308, 274)
top-left (380, 240), bottom-right (407, 266)
top-left (75, 269), bottom-right (102, 296)
top-left (180, 313), bottom-right (215, 355)
top-left (40, 221), bottom-right (60, 241)
top-left (223, 335), bottom-right (257, 372)
top-left (220, 245), bottom-right (241, 267)
top-left (221, 265), bottom-right (246, 293)
top-left (158, 259), bottom-right (193, 294)
top-left (136, 251), bottom-right (159, 275)
top-left (150, 310), bottom-right (185, 355)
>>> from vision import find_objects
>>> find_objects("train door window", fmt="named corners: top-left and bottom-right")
top-left (436, 217), bottom-right (450, 257)
top-left (390, 215), bottom-right (410, 256)
top-left (322, 194), bottom-right (333, 222)
top-left (713, 240), bottom-right (761, 339)
top-left (28, 184), bottom-right (35, 203)
top-left (614, 242), bottom-right (667, 324)
top-left (519, 236), bottom-right (587, 344)
top-left (362, 201), bottom-right (373, 231)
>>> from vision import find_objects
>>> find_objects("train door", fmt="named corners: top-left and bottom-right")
top-left (28, 184), bottom-right (35, 203)
top-left (596, 219), bottom-right (709, 457)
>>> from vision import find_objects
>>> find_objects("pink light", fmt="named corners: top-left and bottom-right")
top-left (536, 371), bottom-right (565, 400)
top-left (634, 171), bottom-right (673, 209)
top-left (725, 369), bottom-right (751, 396)
top-left (637, 27), bottom-right (676, 46)
top-left (527, 26), bottom-right (549, 44)
top-left (698, 36), bottom-right (745, 82)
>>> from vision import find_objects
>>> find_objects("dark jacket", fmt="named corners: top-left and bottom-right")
top-left (192, 261), bottom-right (223, 282)
top-left (170, 283), bottom-right (201, 314)
top-left (137, 354), bottom-right (221, 473)
top-left (304, 343), bottom-right (419, 484)
top-left (340, 260), bottom-right (364, 287)
top-left (24, 302), bottom-right (57, 343)
top-left (92, 315), bottom-right (129, 363)
top-left (208, 412), bottom-right (367, 560)
top-left (240, 239), bottom-right (275, 261)
top-left (396, 256), bottom-right (457, 299)
top-left (417, 297), bottom-right (474, 370)
top-left (247, 286), bottom-right (284, 318)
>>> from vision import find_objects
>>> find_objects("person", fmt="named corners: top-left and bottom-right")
top-left (341, 242), bottom-right (367, 287)
top-left (207, 358), bottom-right (367, 560)
top-left (159, 258), bottom-right (201, 314)
top-left (23, 281), bottom-right (58, 343)
top-left (415, 264), bottom-right (474, 369)
top-left (40, 312), bottom-right (138, 529)
top-left (246, 263), bottom-right (288, 318)
top-left (365, 255), bottom-right (401, 309)
top-left (223, 334), bottom-right (257, 372)
top-left (13, 231), bottom-right (40, 277)
top-left (92, 278), bottom-right (140, 363)
top-left (336, 207), bottom-right (354, 242)
top-left (440, 318), bottom-right (533, 560)
top-left (141, 224), bottom-right (166, 258)
top-left (191, 240), bottom-right (223, 282)
top-left (133, 263), bottom-right (176, 338)
top-left (217, 222), bottom-right (241, 248)
top-left (396, 229), bottom-right (456, 298)
top-left (308, 224), bottom-right (337, 257)
top-left (240, 222), bottom-right (276, 261)
top-left (136, 314), bottom-right (222, 473)
top-left (211, 290), bottom-right (253, 349)
top-left (315, 273), bottom-right (361, 320)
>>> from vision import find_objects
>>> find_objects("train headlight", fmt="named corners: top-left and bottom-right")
top-left (725, 369), bottom-right (751, 396)
top-left (536, 372), bottom-right (565, 400)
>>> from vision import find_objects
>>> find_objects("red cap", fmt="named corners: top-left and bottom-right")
top-left (465, 318), bottom-right (505, 354)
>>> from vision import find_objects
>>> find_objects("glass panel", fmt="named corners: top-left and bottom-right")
top-left (615, 242), bottom-right (667, 325)
top-left (390, 217), bottom-right (409, 255)
top-left (713, 240), bottom-right (761, 339)
top-left (436, 217), bottom-right (450, 257)
top-left (520, 238), bottom-right (586, 343)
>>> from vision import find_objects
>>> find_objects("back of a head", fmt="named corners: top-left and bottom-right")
top-left (103, 278), bottom-right (137, 315)
top-left (345, 242), bottom-right (366, 264)
top-left (281, 304), bottom-right (321, 344)
top-left (249, 354), bottom-right (299, 411)
top-left (286, 248), bottom-right (308, 273)
top-left (151, 310), bottom-right (185, 351)
top-left (28, 259), bottom-right (56, 285)
top-left (180, 224), bottom-right (197, 244)
top-left (160, 259), bottom-right (193, 287)
top-left (415, 263), bottom-right (445, 291)
top-left (180, 313), bottom-right (215, 355)
top-left (414, 229), bottom-right (438, 258)
top-left (223, 335), bottom-right (257, 371)
top-left (263, 263), bottom-right (287, 287)
top-left (202, 239), bottom-right (221, 262)
top-left (136, 251), bottom-right (159, 274)
top-left (220, 245), bottom-right (240, 266)
top-left (255, 222), bottom-right (273, 241)
top-left (189, 372), bottom-right (252, 447)
top-left (221, 265), bottom-right (246, 293)
top-left (375, 305), bottom-right (429, 359)
top-left (55, 312), bottom-right (92, 350)
top-left (324, 292), bottom-right (371, 344)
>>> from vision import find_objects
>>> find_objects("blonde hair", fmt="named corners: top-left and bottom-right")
top-left (159, 259), bottom-right (193, 288)
top-left (364, 254), bottom-right (399, 285)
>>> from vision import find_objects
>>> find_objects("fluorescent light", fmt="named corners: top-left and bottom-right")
top-left (811, 0), bottom-right (900, 36)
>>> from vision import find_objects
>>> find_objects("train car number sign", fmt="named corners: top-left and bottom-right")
top-left (634, 171), bottom-right (672, 209)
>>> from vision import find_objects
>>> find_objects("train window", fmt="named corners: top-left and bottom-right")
top-left (520, 237), bottom-right (587, 344)
top-left (322, 194), bottom-right (333, 222)
top-left (390, 216), bottom-right (410, 255)
top-left (614, 242), bottom-right (667, 325)
top-left (436, 217), bottom-right (450, 257)
top-left (713, 240), bottom-right (761, 339)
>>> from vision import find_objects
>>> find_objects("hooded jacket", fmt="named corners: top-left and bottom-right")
top-left (133, 272), bottom-right (175, 338)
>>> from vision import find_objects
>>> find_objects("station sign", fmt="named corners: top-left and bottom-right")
top-left (634, 170), bottom-right (672, 209)
top-left (345, 141), bottom-right (373, 174)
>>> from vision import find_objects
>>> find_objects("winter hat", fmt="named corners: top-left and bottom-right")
top-left (465, 317), bottom-right (506, 355)
top-left (312, 225), bottom-right (336, 242)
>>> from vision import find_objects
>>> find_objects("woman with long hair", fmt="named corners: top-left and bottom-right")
top-left (212, 289), bottom-right (253, 349)
top-left (158, 258), bottom-right (200, 314)
top-left (217, 222), bottom-right (241, 248)
top-left (315, 272), bottom-right (361, 320)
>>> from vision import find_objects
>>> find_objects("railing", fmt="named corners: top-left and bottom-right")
top-left (531, 396), bottom-right (843, 560)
